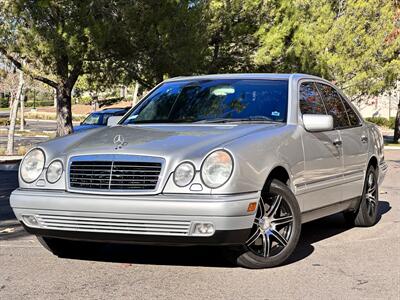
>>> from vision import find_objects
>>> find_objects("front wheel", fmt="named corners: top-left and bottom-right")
top-left (228, 179), bottom-right (301, 269)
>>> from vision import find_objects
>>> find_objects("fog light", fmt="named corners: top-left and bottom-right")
top-left (22, 215), bottom-right (39, 226)
top-left (193, 223), bottom-right (215, 236)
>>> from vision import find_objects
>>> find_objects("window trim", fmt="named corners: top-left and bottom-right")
top-left (121, 79), bottom-right (290, 125)
top-left (314, 81), bottom-right (363, 130)
top-left (337, 94), bottom-right (363, 129)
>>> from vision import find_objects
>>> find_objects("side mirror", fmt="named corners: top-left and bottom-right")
top-left (107, 116), bottom-right (123, 126)
top-left (302, 114), bottom-right (333, 132)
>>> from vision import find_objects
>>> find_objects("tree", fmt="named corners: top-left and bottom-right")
top-left (109, 0), bottom-right (209, 87)
top-left (254, 0), bottom-right (400, 98)
top-left (6, 68), bottom-right (24, 155)
top-left (254, 0), bottom-right (400, 141)
top-left (0, 0), bottom-right (128, 136)
top-left (206, 0), bottom-right (261, 73)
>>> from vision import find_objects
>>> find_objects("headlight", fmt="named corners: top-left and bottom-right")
top-left (20, 148), bottom-right (45, 183)
top-left (173, 162), bottom-right (195, 187)
top-left (201, 150), bottom-right (233, 188)
top-left (46, 160), bottom-right (63, 183)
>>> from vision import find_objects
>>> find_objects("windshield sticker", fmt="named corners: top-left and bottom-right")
top-left (271, 111), bottom-right (280, 117)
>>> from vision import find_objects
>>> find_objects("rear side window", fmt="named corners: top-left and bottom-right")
top-left (299, 82), bottom-right (326, 115)
top-left (316, 83), bottom-right (349, 128)
top-left (341, 96), bottom-right (361, 127)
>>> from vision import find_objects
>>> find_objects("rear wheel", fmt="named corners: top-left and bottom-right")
top-left (228, 179), bottom-right (301, 269)
top-left (344, 165), bottom-right (379, 227)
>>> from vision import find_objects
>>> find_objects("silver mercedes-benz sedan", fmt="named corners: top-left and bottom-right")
top-left (10, 74), bottom-right (387, 268)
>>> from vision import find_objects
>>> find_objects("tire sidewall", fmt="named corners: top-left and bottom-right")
top-left (236, 179), bottom-right (301, 269)
top-left (358, 166), bottom-right (379, 226)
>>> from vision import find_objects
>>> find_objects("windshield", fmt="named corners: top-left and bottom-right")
top-left (122, 79), bottom-right (289, 124)
top-left (82, 113), bottom-right (114, 125)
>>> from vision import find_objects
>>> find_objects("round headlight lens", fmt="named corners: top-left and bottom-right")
top-left (20, 148), bottom-right (45, 183)
top-left (173, 162), bottom-right (195, 187)
top-left (46, 160), bottom-right (63, 183)
top-left (201, 150), bottom-right (233, 188)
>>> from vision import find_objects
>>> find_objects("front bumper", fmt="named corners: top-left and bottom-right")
top-left (11, 189), bottom-right (259, 245)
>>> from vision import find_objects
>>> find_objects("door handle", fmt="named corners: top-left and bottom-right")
top-left (333, 139), bottom-right (342, 146)
top-left (361, 135), bottom-right (368, 143)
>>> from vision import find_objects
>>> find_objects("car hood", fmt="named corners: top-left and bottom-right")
top-left (42, 123), bottom-right (284, 162)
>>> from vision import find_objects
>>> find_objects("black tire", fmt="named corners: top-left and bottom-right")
top-left (343, 165), bottom-right (379, 227)
top-left (37, 236), bottom-right (100, 258)
top-left (227, 179), bottom-right (301, 269)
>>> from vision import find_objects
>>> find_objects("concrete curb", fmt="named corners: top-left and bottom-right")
top-left (384, 146), bottom-right (400, 150)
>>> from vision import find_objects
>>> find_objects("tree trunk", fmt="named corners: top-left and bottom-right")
top-left (53, 88), bottom-right (57, 108)
top-left (132, 82), bottom-right (140, 106)
top-left (56, 83), bottom-right (73, 136)
top-left (20, 93), bottom-right (25, 131)
top-left (6, 70), bottom-right (24, 155)
top-left (394, 99), bottom-right (400, 143)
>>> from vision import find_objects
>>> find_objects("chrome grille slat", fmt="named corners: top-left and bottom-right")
top-left (71, 169), bottom-right (160, 176)
top-left (36, 215), bottom-right (190, 236)
top-left (69, 156), bottom-right (162, 192)
top-left (72, 182), bottom-right (157, 186)
top-left (70, 177), bottom-right (158, 182)
top-left (37, 215), bottom-right (190, 225)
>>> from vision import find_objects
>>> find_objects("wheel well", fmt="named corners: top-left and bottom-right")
top-left (265, 166), bottom-right (290, 186)
top-left (368, 156), bottom-right (378, 170)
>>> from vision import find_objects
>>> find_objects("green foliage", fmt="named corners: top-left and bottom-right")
top-left (254, 0), bottom-right (400, 98)
top-left (365, 116), bottom-right (396, 129)
top-left (0, 97), bottom-right (8, 108)
top-left (205, 0), bottom-right (261, 73)
top-left (1, 0), bottom-right (399, 104)
top-left (78, 95), bottom-right (92, 105)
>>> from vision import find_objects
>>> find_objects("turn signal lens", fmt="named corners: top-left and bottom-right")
top-left (247, 202), bottom-right (257, 212)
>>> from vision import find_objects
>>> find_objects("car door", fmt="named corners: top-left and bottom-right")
top-left (315, 83), bottom-right (368, 201)
top-left (298, 81), bottom-right (344, 211)
top-left (337, 94), bottom-right (368, 200)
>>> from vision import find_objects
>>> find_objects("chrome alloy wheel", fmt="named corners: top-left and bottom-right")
top-left (365, 172), bottom-right (377, 217)
top-left (246, 194), bottom-right (294, 258)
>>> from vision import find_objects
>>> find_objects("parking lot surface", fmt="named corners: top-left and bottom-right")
top-left (0, 151), bottom-right (399, 299)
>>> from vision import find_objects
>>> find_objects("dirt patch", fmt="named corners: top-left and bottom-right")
top-left (36, 100), bottom-right (133, 115)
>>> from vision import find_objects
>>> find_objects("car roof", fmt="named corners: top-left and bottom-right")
top-left (165, 73), bottom-right (324, 82)
top-left (92, 108), bottom-right (129, 114)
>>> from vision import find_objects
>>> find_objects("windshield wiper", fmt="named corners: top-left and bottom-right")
top-left (195, 116), bottom-right (279, 123)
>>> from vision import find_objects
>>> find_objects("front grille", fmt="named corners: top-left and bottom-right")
top-left (36, 215), bottom-right (190, 236)
top-left (69, 159), bottom-right (162, 191)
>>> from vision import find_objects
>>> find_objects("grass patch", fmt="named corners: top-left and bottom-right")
top-left (25, 111), bottom-right (85, 122)
top-left (0, 145), bottom-right (32, 156)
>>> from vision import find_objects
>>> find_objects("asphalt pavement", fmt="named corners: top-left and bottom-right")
top-left (0, 151), bottom-right (399, 299)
